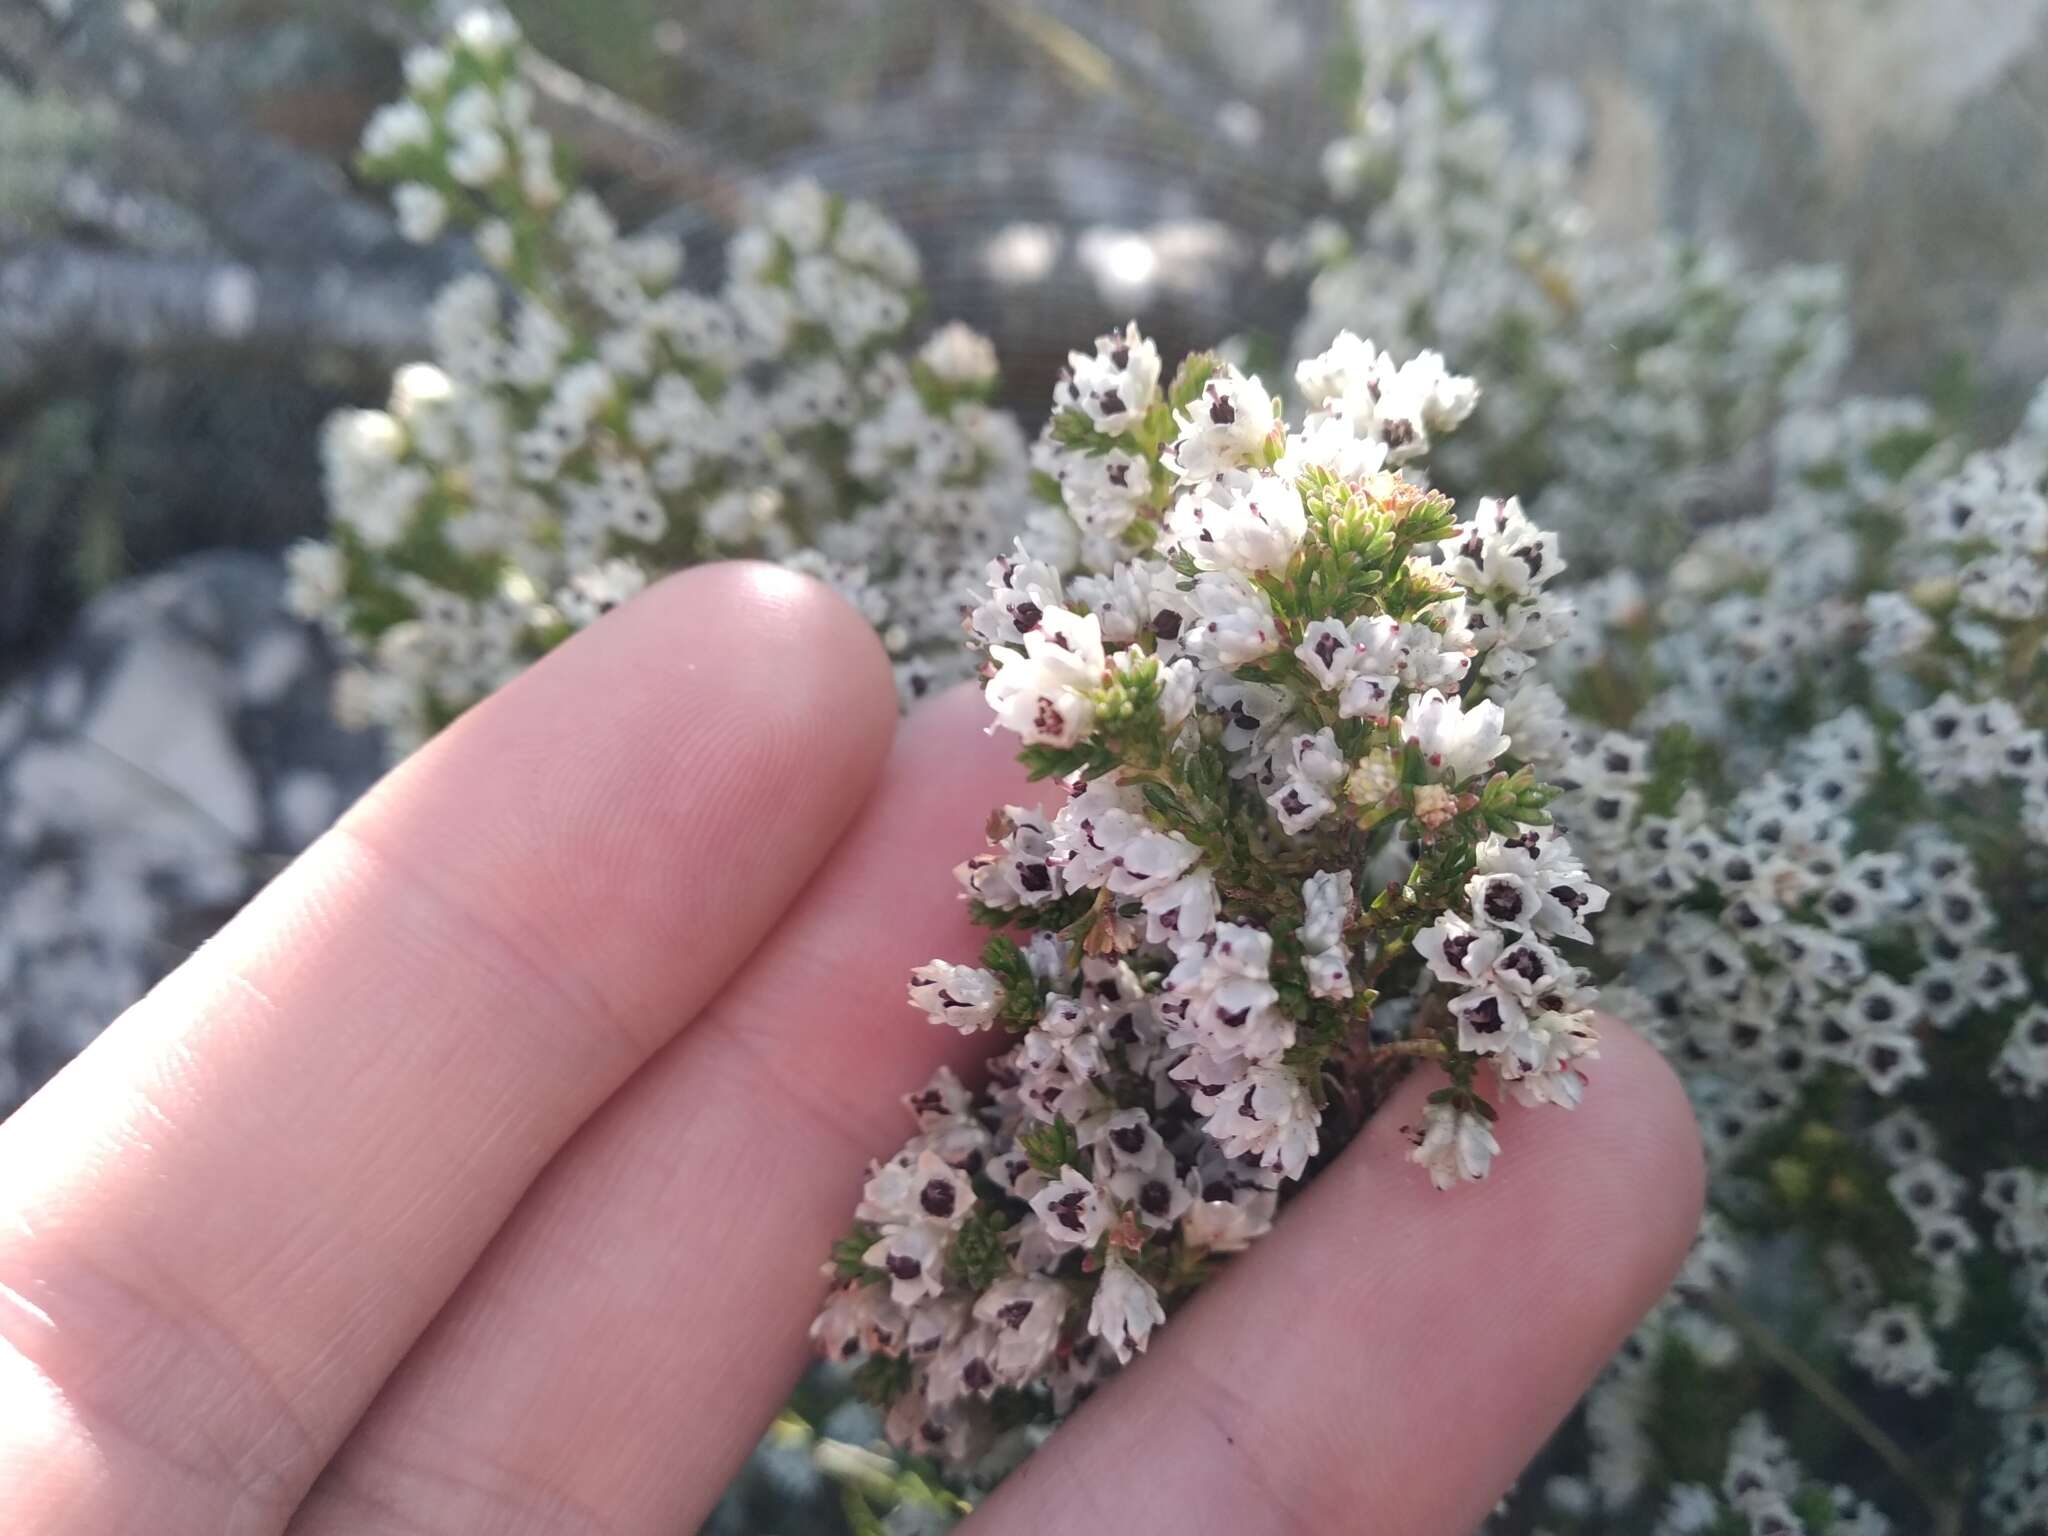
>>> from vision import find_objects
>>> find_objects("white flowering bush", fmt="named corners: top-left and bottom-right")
top-left (1270, 30), bottom-right (2048, 1520)
top-left (811, 325), bottom-right (1613, 1490)
top-left (287, 11), bottom-right (1031, 753)
top-left (1284, 0), bottom-right (1850, 572)
top-left (1514, 377), bottom-right (2048, 1531)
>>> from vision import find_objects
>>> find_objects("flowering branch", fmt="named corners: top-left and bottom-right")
top-left (288, 10), bottom-right (1031, 753)
top-left (323, 0), bottom-right (753, 223)
top-left (812, 321), bottom-right (1608, 1474)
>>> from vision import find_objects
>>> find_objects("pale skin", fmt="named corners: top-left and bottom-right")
top-left (0, 563), bottom-right (1704, 1536)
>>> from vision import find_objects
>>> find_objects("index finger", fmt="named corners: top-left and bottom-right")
top-left (0, 563), bottom-right (897, 1536)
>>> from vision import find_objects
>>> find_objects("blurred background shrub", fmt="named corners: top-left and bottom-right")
top-left (5, 0), bottom-right (2047, 660)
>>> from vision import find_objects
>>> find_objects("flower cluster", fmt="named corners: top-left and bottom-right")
top-left (812, 326), bottom-right (1604, 1474)
top-left (1282, 0), bottom-right (1850, 572)
top-left (288, 10), bottom-right (1030, 752)
top-left (1632, 1414), bottom-right (1892, 1536)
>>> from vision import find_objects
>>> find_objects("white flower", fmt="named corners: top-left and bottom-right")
top-left (1275, 414), bottom-right (1393, 481)
top-left (1164, 370), bottom-right (1275, 483)
top-left (974, 1277), bottom-right (1069, 1380)
top-left (1847, 1305), bottom-right (1950, 1396)
top-left (1181, 1058), bottom-right (1320, 1177)
top-left (1439, 497), bottom-right (1562, 596)
top-left (957, 808), bottom-right (1059, 909)
top-left (554, 558), bottom-right (649, 628)
top-left (447, 129), bottom-right (510, 188)
top-left (1141, 870), bottom-right (1218, 944)
top-left (360, 99), bottom-right (433, 160)
top-left (1047, 777), bottom-right (1147, 888)
top-left (968, 543), bottom-right (1067, 648)
top-left (1030, 1166), bottom-right (1110, 1247)
top-left (1415, 914), bottom-right (1504, 985)
top-left (920, 321), bottom-right (1000, 388)
top-left (1411, 1101), bottom-right (1501, 1189)
top-left (392, 182), bottom-right (449, 244)
top-left (1500, 679), bottom-right (1573, 772)
top-left (1054, 449), bottom-right (1151, 540)
top-left (862, 1222), bottom-right (950, 1307)
top-left (454, 7), bottom-right (521, 58)
top-left (1181, 1187), bottom-right (1277, 1255)
top-left (1167, 474), bottom-right (1305, 574)
top-left (985, 607), bottom-right (1107, 747)
top-left (1185, 572), bottom-right (1281, 665)
top-left (1304, 946), bottom-right (1353, 1000)
top-left (1021, 996), bottom-right (1108, 1082)
top-left (1300, 870), bottom-right (1355, 953)
top-left (1397, 608), bottom-right (1475, 691)
top-left (1058, 321), bottom-right (1161, 434)
top-left (1165, 930), bottom-right (1292, 1065)
top-left (904, 1067), bottom-right (973, 1129)
top-left (1267, 728), bottom-right (1348, 834)
top-left (1104, 828), bottom-right (1202, 898)
top-left (860, 1148), bottom-right (976, 1231)
top-left (1862, 590), bottom-right (1935, 662)
top-left (1296, 332), bottom-right (1478, 464)
top-left (395, 46), bottom-right (455, 98)
top-left (284, 540), bottom-right (347, 620)
top-left (1295, 617), bottom-right (1357, 690)
top-left (1328, 616), bottom-right (1408, 721)
top-left (908, 961), bottom-right (1005, 1033)
top-left (1089, 1258), bottom-right (1166, 1364)
top-left (1398, 689), bottom-right (1510, 782)
top-left (1155, 655), bottom-right (1200, 728)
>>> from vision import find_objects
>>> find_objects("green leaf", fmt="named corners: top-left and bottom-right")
top-left (1020, 1115), bottom-right (1084, 1175)
top-left (946, 1207), bottom-right (1015, 1290)
top-left (851, 1352), bottom-right (914, 1407)
top-left (1166, 352), bottom-right (1223, 413)
top-left (1142, 783), bottom-right (1188, 822)
top-left (1050, 408), bottom-right (1122, 451)
top-left (981, 936), bottom-right (1048, 1030)
top-left (831, 1223), bottom-right (883, 1281)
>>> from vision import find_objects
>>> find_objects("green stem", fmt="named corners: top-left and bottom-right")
top-left (1358, 934), bottom-right (1412, 989)
top-left (1371, 1037), bottom-right (1447, 1062)
top-left (1705, 1290), bottom-right (1961, 1536)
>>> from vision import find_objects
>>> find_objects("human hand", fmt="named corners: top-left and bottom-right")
top-left (0, 564), bottom-right (1702, 1535)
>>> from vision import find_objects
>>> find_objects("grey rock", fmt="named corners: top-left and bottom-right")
top-left (0, 551), bottom-right (383, 1113)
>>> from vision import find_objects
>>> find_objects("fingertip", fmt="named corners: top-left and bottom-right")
top-left (900, 681), bottom-right (1036, 805)
top-left (1350, 1018), bottom-right (1704, 1345)
top-left (907, 677), bottom-right (992, 735)
top-left (1572, 1019), bottom-right (1708, 1302)
top-left (1528, 1022), bottom-right (1705, 1322)
top-left (623, 559), bottom-right (901, 781)
top-left (329, 559), bottom-right (905, 1050)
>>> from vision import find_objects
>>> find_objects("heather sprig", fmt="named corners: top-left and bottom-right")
top-left (812, 326), bottom-right (1606, 1474)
